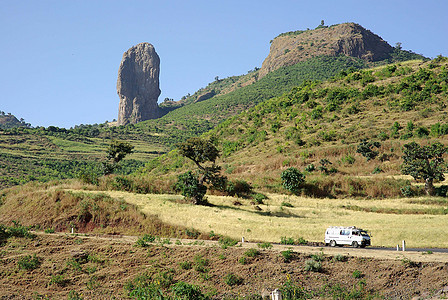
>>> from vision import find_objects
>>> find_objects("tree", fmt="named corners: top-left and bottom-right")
top-left (175, 171), bottom-right (207, 205)
top-left (281, 167), bottom-right (305, 194)
top-left (357, 139), bottom-right (381, 161)
top-left (401, 142), bottom-right (448, 195)
top-left (177, 137), bottom-right (225, 204)
top-left (103, 140), bottom-right (134, 175)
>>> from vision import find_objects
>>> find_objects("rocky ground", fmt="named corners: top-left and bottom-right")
top-left (1, 233), bottom-right (448, 299)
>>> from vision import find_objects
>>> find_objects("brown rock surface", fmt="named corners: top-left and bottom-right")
top-left (259, 23), bottom-right (394, 78)
top-left (117, 42), bottom-right (161, 125)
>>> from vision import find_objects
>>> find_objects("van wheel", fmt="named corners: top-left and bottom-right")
top-left (329, 240), bottom-right (336, 247)
top-left (352, 241), bottom-right (359, 248)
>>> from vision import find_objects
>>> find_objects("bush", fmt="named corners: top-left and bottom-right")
top-left (224, 273), bottom-right (243, 286)
top-left (252, 193), bottom-right (267, 204)
top-left (280, 236), bottom-right (295, 245)
top-left (352, 269), bottom-right (363, 278)
top-left (305, 259), bottom-right (322, 272)
top-left (226, 179), bottom-right (253, 197)
top-left (171, 281), bottom-right (206, 299)
top-left (244, 248), bottom-right (260, 257)
top-left (175, 171), bottom-right (207, 205)
top-left (281, 167), bottom-right (305, 194)
top-left (17, 254), bottom-right (41, 270)
top-left (218, 236), bottom-right (238, 249)
top-left (257, 242), bottom-right (272, 249)
top-left (179, 261), bottom-right (192, 270)
top-left (281, 249), bottom-right (294, 262)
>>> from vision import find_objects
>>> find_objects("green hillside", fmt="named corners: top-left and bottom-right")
top-left (144, 57), bottom-right (448, 198)
top-left (0, 56), bottom-right (369, 189)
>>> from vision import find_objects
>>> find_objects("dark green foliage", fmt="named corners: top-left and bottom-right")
top-left (252, 193), bottom-right (267, 204)
top-left (107, 140), bottom-right (134, 164)
top-left (175, 171), bottom-right (207, 205)
top-left (177, 138), bottom-right (219, 167)
top-left (280, 236), bottom-right (295, 245)
top-left (280, 249), bottom-right (294, 262)
top-left (281, 167), bottom-right (305, 194)
top-left (171, 282), bottom-right (207, 299)
top-left (279, 279), bottom-right (310, 299)
top-left (402, 142), bottom-right (448, 195)
top-left (218, 236), bottom-right (238, 249)
top-left (257, 242), bottom-right (272, 249)
top-left (352, 269), bottom-right (363, 279)
top-left (226, 179), bottom-right (253, 197)
top-left (244, 248), bottom-right (260, 258)
top-left (356, 139), bottom-right (381, 161)
top-left (17, 254), bottom-right (41, 270)
top-left (6, 221), bottom-right (35, 239)
top-left (224, 273), bottom-right (243, 286)
top-left (176, 137), bottom-right (226, 204)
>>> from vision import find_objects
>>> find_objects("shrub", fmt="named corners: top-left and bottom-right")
top-left (281, 202), bottom-right (293, 207)
top-left (224, 273), bottom-right (243, 286)
top-left (179, 261), bottom-right (192, 270)
top-left (333, 254), bottom-right (347, 262)
top-left (305, 259), bottom-right (322, 272)
top-left (281, 167), bottom-right (305, 194)
top-left (171, 281), bottom-right (206, 299)
top-left (218, 236), bottom-right (238, 249)
top-left (17, 254), bottom-right (41, 270)
top-left (8, 221), bottom-right (35, 239)
top-left (280, 236), bottom-right (295, 245)
top-left (281, 249), bottom-right (294, 262)
top-left (297, 237), bottom-right (308, 245)
top-left (49, 274), bottom-right (69, 287)
top-left (244, 248), bottom-right (260, 257)
top-left (279, 279), bottom-right (309, 299)
top-left (257, 242), bottom-right (272, 249)
top-left (252, 193), bottom-right (267, 204)
top-left (400, 185), bottom-right (414, 197)
top-left (305, 164), bottom-right (315, 172)
top-left (356, 139), bottom-right (381, 161)
top-left (352, 269), bottom-right (363, 278)
top-left (226, 179), bottom-right (253, 197)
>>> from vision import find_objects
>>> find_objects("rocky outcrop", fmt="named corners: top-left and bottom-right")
top-left (259, 23), bottom-right (394, 78)
top-left (117, 43), bottom-right (161, 125)
top-left (195, 91), bottom-right (216, 103)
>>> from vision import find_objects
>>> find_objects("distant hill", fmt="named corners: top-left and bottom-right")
top-left (0, 112), bottom-right (30, 129)
top-left (259, 22), bottom-right (423, 78)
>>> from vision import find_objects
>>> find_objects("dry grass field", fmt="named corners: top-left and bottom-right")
top-left (96, 190), bottom-right (448, 248)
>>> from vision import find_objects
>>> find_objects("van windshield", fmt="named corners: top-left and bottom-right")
top-left (360, 231), bottom-right (369, 237)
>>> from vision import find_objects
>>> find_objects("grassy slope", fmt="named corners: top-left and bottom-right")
top-left (145, 58), bottom-right (448, 198)
top-left (0, 56), bottom-right (368, 189)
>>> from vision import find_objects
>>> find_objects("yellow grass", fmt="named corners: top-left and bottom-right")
top-left (93, 191), bottom-right (448, 249)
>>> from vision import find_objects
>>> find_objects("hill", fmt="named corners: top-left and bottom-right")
top-left (145, 57), bottom-right (448, 198)
top-left (0, 23), bottom-right (430, 189)
top-left (0, 111), bottom-right (30, 129)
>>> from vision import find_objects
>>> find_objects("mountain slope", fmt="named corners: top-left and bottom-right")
top-left (145, 57), bottom-right (448, 198)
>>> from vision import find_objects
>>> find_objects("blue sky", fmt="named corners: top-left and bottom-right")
top-left (1, 0), bottom-right (447, 128)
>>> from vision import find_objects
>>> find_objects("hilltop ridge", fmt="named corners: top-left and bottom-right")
top-left (259, 22), bottom-right (421, 78)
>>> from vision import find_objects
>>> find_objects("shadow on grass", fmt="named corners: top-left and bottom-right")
top-left (212, 204), bottom-right (305, 219)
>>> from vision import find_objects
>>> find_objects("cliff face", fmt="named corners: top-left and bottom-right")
top-left (259, 23), bottom-right (394, 78)
top-left (117, 43), bottom-right (161, 125)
